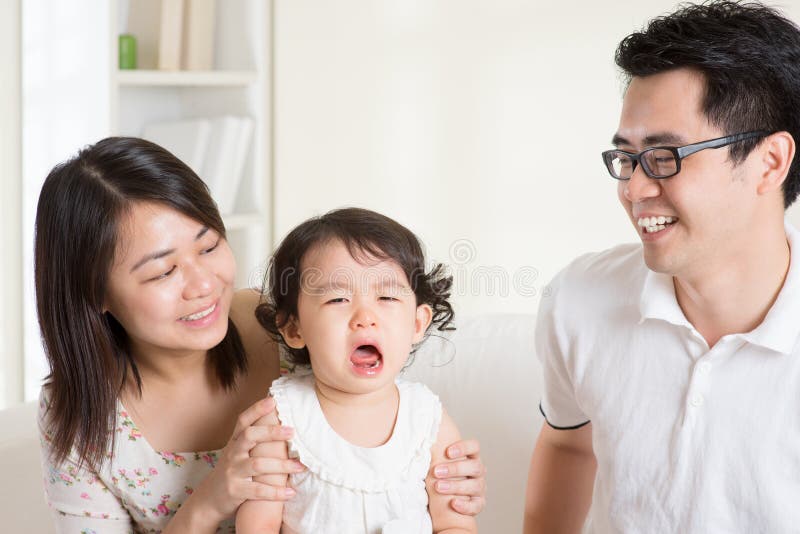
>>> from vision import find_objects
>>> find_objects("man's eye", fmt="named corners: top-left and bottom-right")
top-left (379, 296), bottom-right (398, 301)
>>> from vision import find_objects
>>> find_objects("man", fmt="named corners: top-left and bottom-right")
top-left (524, 2), bottom-right (800, 532)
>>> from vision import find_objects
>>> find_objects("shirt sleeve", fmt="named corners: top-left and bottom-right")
top-left (38, 390), bottom-right (135, 534)
top-left (535, 268), bottom-right (591, 429)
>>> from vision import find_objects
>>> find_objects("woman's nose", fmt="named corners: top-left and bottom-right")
top-left (183, 262), bottom-right (214, 300)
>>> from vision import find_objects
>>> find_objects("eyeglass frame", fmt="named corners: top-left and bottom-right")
top-left (601, 130), bottom-right (772, 180)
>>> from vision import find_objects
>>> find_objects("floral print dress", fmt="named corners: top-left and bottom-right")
top-left (38, 391), bottom-right (234, 533)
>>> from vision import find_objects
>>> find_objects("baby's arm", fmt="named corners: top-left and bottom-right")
top-left (235, 410), bottom-right (288, 534)
top-left (426, 409), bottom-right (479, 534)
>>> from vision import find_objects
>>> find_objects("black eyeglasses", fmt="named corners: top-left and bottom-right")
top-left (601, 130), bottom-right (771, 180)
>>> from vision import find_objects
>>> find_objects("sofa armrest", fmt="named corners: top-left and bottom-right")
top-left (0, 400), bottom-right (54, 533)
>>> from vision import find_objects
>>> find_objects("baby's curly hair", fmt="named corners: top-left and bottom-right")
top-left (256, 207), bottom-right (454, 365)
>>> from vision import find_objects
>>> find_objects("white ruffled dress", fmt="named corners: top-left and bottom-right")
top-left (270, 374), bottom-right (442, 534)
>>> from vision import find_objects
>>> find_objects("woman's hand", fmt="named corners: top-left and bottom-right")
top-left (430, 438), bottom-right (486, 516)
top-left (179, 397), bottom-right (305, 528)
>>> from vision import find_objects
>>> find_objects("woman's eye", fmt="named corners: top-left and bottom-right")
top-left (202, 239), bottom-right (220, 254)
top-left (326, 297), bottom-right (348, 304)
top-left (379, 296), bottom-right (398, 302)
top-left (150, 266), bottom-right (176, 281)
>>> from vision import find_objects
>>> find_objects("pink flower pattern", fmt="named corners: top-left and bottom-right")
top-left (42, 401), bottom-right (229, 529)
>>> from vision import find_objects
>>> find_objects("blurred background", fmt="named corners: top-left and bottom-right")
top-left (3, 0), bottom-right (800, 411)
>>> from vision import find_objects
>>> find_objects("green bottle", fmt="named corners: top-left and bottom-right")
top-left (119, 34), bottom-right (137, 70)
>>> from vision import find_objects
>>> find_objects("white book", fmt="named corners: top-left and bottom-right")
top-left (203, 116), bottom-right (254, 215)
top-left (158, 0), bottom-right (184, 70)
top-left (182, 0), bottom-right (216, 70)
top-left (141, 118), bottom-right (211, 175)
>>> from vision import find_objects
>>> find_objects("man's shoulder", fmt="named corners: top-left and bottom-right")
top-left (539, 242), bottom-right (647, 329)
top-left (558, 242), bottom-right (646, 286)
top-left (542, 243), bottom-right (646, 310)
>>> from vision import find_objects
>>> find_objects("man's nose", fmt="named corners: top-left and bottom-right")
top-left (623, 163), bottom-right (662, 203)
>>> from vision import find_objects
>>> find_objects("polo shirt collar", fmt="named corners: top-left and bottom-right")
top-left (639, 264), bottom-right (693, 330)
top-left (639, 220), bottom-right (800, 355)
top-left (740, 221), bottom-right (800, 354)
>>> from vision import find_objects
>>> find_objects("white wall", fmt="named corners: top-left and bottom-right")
top-left (0, 0), bottom-right (22, 410)
top-left (11, 0), bottom-right (800, 407)
top-left (273, 0), bottom-right (800, 317)
top-left (21, 0), bottom-right (111, 401)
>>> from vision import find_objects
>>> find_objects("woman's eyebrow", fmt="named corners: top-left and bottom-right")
top-left (130, 226), bottom-right (210, 273)
top-left (130, 248), bottom-right (174, 273)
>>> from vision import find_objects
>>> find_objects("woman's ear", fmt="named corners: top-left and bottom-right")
top-left (412, 304), bottom-right (433, 344)
top-left (278, 316), bottom-right (306, 349)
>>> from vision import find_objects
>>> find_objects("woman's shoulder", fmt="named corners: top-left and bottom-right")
top-left (230, 289), bottom-right (281, 398)
top-left (230, 287), bottom-right (261, 326)
top-left (231, 289), bottom-right (278, 362)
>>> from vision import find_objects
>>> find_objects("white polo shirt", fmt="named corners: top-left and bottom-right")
top-left (537, 221), bottom-right (800, 533)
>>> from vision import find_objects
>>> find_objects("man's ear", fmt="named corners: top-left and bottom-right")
top-left (756, 131), bottom-right (795, 197)
top-left (278, 315), bottom-right (306, 349)
top-left (412, 304), bottom-right (433, 344)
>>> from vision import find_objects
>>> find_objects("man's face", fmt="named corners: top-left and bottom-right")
top-left (614, 68), bottom-right (762, 279)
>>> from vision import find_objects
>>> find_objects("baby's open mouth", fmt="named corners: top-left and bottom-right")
top-left (350, 344), bottom-right (383, 369)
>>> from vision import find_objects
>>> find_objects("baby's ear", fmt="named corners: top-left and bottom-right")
top-left (278, 315), bottom-right (306, 349)
top-left (412, 304), bottom-right (433, 344)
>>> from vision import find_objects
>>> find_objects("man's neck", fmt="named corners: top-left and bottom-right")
top-left (674, 226), bottom-right (790, 348)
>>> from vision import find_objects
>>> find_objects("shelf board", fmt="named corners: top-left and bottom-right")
top-left (115, 70), bottom-right (258, 87)
top-left (223, 212), bottom-right (266, 230)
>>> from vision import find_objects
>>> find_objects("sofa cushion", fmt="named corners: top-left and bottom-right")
top-left (404, 313), bottom-right (542, 533)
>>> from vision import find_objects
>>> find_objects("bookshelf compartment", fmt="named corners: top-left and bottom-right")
top-left (111, 0), bottom-right (271, 289)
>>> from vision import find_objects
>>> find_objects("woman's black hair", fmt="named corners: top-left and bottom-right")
top-left (35, 136), bottom-right (246, 468)
top-left (256, 207), bottom-right (454, 365)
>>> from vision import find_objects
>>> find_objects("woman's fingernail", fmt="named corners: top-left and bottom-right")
top-left (434, 466), bottom-right (448, 477)
top-left (291, 460), bottom-right (306, 472)
top-left (437, 481), bottom-right (451, 492)
top-left (284, 488), bottom-right (296, 498)
top-left (280, 427), bottom-right (294, 438)
top-left (448, 446), bottom-right (461, 458)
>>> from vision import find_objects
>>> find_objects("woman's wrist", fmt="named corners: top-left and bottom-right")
top-left (162, 492), bottom-right (222, 534)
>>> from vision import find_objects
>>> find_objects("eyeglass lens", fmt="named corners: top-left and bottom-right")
top-left (609, 148), bottom-right (678, 179)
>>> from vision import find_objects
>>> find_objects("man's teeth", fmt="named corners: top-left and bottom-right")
top-left (637, 216), bottom-right (676, 234)
top-left (180, 303), bottom-right (216, 321)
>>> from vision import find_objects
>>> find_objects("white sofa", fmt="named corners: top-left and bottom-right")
top-left (0, 313), bottom-right (543, 533)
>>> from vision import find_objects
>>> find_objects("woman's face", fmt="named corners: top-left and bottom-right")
top-left (104, 202), bottom-right (236, 360)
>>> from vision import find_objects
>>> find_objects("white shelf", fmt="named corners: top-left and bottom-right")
top-left (111, 0), bottom-right (272, 287)
top-left (115, 69), bottom-right (258, 87)
top-left (223, 212), bottom-right (265, 230)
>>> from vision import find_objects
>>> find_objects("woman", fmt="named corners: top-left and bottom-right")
top-left (36, 137), bottom-right (486, 532)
